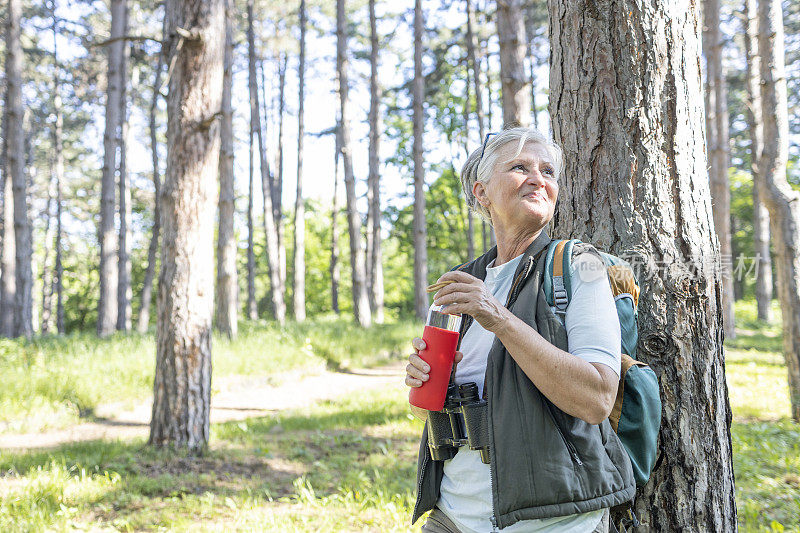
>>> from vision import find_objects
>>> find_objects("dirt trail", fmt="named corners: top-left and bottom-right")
top-left (0, 362), bottom-right (407, 451)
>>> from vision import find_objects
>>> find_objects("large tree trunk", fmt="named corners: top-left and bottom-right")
top-left (331, 124), bottom-right (341, 315)
top-left (757, 0), bottom-right (800, 421)
top-left (149, 0), bottom-right (223, 451)
top-left (215, 0), bottom-right (237, 339)
top-left (412, 0), bottom-right (427, 321)
top-left (138, 18), bottom-right (166, 334)
top-left (98, 0), bottom-right (127, 337)
top-left (336, 0), bottom-right (371, 327)
top-left (702, 0), bottom-right (735, 339)
top-left (294, 0), bottom-right (307, 322)
top-left (247, 0), bottom-right (285, 324)
top-left (495, 0), bottom-right (530, 128)
top-left (367, 0), bottom-right (384, 323)
top-left (744, 0), bottom-right (772, 322)
top-left (117, 42), bottom-right (133, 332)
top-left (549, 0), bottom-right (738, 529)
top-left (3, 0), bottom-right (30, 338)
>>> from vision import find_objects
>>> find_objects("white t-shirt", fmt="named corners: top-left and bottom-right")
top-left (437, 251), bottom-right (622, 533)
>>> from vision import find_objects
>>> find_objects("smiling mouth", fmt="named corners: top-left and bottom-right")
top-left (524, 193), bottom-right (546, 201)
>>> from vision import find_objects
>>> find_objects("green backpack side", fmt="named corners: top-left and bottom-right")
top-left (543, 239), bottom-right (661, 488)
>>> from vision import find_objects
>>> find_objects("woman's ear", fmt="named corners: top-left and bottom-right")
top-left (473, 181), bottom-right (489, 208)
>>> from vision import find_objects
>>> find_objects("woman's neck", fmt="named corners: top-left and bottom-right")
top-left (493, 225), bottom-right (543, 266)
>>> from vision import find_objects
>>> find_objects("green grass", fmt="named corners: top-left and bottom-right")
top-left (0, 317), bottom-right (419, 434)
top-left (0, 304), bottom-right (798, 531)
top-left (0, 386), bottom-right (424, 532)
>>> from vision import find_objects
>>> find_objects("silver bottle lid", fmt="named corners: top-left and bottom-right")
top-left (426, 304), bottom-right (462, 332)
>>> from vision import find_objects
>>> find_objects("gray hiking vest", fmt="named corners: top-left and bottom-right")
top-left (412, 231), bottom-right (636, 529)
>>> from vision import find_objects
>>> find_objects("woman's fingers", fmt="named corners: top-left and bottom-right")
top-left (433, 291), bottom-right (471, 308)
top-left (411, 337), bottom-right (426, 352)
top-left (406, 353), bottom-right (430, 388)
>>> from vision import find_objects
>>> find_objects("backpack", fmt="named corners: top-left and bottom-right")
top-left (542, 239), bottom-right (661, 488)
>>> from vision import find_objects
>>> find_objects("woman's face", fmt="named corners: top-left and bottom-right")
top-left (473, 141), bottom-right (559, 235)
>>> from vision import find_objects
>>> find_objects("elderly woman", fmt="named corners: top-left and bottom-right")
top-left (405, 127), bottom-right (635, 533)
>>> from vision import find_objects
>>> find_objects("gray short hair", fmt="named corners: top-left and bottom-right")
top-left (460, 127), bottom-right (564, 224)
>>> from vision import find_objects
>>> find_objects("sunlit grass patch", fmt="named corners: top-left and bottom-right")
top-left (0, 318), bottom-right (419, 434)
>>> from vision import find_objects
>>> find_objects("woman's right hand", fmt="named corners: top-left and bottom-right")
top-left (405, 337), bottom-right (463, 388)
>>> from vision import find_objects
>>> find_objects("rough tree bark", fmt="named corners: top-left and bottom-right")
top-left (367, 0), bottom-right (384, 322)
top-left (215, 0), bottom-right (237, 339)
top-left (549, 0), bottom-right (737, 529)
top-left (331, 124), bottom-right (341, 314)
top-left (149, 0), bottom-right (224, 451)
top-left (117, 40), bottom-right (133, 332)
top-left (138, 17), bottom-right (166, 333)
top-left (3, 0), bottom-right (31, 338)
top-left (495, 0), bottom-right (530, 127)
top-left (98, 0), bottom-right (127, 337)
top-left (744, 0), bottom-right (772, 322)
top-left (294, 0), bottom-right (307, 322)
top-left (247, 0), bottom-right (285, 324)
top-left (757, 0), bottom-right (800, 421)
top-left (703, 0), bottom-right (735, 338)
top-left (336, 0), bottom-right (371, 327)
top-left (412, 0), bottom-right (428, 321)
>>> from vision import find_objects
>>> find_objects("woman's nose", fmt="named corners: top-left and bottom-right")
top-left (526, 169), bottom-right (546, 187)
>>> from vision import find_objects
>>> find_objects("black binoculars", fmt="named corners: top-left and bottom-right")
top-left (426, 382), bottom-right (491, 464)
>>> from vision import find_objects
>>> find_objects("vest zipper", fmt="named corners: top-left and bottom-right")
top-left (544, 400), bottom-right (583, 465)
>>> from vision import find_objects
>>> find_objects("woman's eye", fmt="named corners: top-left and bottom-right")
top-left (513, 164), bottom-right (526, 172)
top-left (543, 167), bottom-right (555, 176)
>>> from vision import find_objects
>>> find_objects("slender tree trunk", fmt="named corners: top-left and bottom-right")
top-left (757, 0), bottom-right (800, 421)
top-left (336, 0), bottom-right (371, 326)
top-left (48, 9), bottom-right (65, 335)
top-left (0, 99), bottom-right (14, 338)
top-left (550, 0), bottom-right (738, 529)
top-left (3, 0), bottom-right (30, 338)
top-left (466, 0), bottom-right (486, 140)
top-left (258, 60), bottom-right (285, 295)
top-left (138, 19), bottom-right (166, 333)
top-left (367, 0), bottom-right (384, 323)
top-left (744, 0), bottom-right (772, 322)
top-left (412, 0), bottom-right (428, 321)
top-left (703, 0), bottom-right (735, 338)
top-left (293, 0), bottom-right (307, 322)
top-left (98, 0), bottom-right (127, 337)
top-left (149, 0), bottom-right (224, 451)
top-left (276, 54), bottom-right (287, 293)
top-left (462, 61), bottom-right (475, 261)
top-left (247, 0), bottom-right (284, 324)
top-left (41, 166), bottom-right (55, 335)
top-left (331, 124), bottom-right (341, 315)
top-left (117, 42), bottom-right (134, 332)
top-left (55, 156), bottom-right (64, 334)
top-left (246, 94), bottom-right (257, 320)
top-left (215, 0), bottom-right (237, 338)
top-left (495, 0), bottom-right (530, 127)
top-left (528, 40), bottom-right (538, 129)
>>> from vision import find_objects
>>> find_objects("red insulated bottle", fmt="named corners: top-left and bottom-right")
top-left (409, 305), bottom-right (462, 411)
